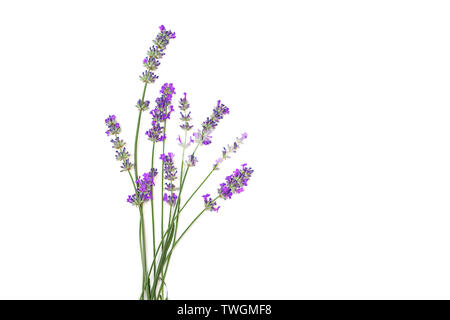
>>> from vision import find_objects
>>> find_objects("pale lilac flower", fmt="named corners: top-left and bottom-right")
top-left (214, 133), bottom-right (248, 169)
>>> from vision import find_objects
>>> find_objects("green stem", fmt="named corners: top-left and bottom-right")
top-left (161, 124), bottom-right (167, 253)
top-left (128, 170), bottom-right (148, 299)
top-left (157, 197), bottom-right (218, 298)
top-left (133, 82), bottom-right (149, 298)
top-left (179, 166), bottom-right (216, 213)
top-left (150, 141), bottom-right (157, 285)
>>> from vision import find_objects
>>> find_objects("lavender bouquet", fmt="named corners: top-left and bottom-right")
top-left (104, 26), bottom-right (253, 300)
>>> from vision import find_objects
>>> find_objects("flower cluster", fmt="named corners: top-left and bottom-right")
top-left (179, 93), bottom-right (193, 131)
top-left (160, 152), bottom-right (177, 181)
top-left (127, 169), bottom-right (158, 205)
top-left (146, 83), bottom-right (176, 142)
top-left (161, 152), bottom-right (178, 206)
top-left (202, 194), bottom-right (220, 212)
top-left (140, 25), bottom-right (176, 84)
top-left (105, 115), bottom-right (133, 172)
top-left (105, 115), bottom-right (121, 136)
top-left (177, 134), bottom-right (194, 148)
top-left (193, 100), bottom-right (230, 146)
top-left (136, 99), bottom-right (150, 112)
top-left (163, 193), bottom-right (178, 207)
top-left (185, 154), bottom-right (198, 167)
top-left (218, 164), bottom-right (253, 200)
top-left (214, 133), bottom-right (248, 169)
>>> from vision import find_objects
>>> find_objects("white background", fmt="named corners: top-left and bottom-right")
top-left (0, 0), bottom-right (450, 299)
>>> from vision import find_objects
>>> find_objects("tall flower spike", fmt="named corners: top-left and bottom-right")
top-left (194, 100), bottom-right (230, 146)
top-left (140, 25), bottom-right (175, 84)
top-left (160, 152), bottom-right (178, 181)
top-left (161, 152), bottom-right (178, 207)
top-left (146, 83), bottom-right (176, 142)
top-left (214, 133), bottom-right (248, 169)
top-left (127, 169), bottom-right (158, 205)
top-left (104, 115), bottom-right (133, 172)
top-left (179, 93), bottom-right (193, 131)
top-left (218, 164), bottom-right (253, 200)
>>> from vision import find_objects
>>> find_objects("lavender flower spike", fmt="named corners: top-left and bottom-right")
top-left (214, 132), bottom-right (248, 169)
top-left (161, 152), bottom-right (178, 207)
top-left (160, 152), bottom-right (178, 181)
top-left (127, 169), bottom-right (158, 205)
top-left (145, 83), bottom-right (176, 142)
top-left (194, 100), bottom-right (230, 146)
top-left (218, 164), bottom-right (254, 200)
top-left (140, 25), bottom-right (175, 84)
top-left (179, 92), bottom-right (193, 131)
top-left (104, 115), bottom-right (133, 172)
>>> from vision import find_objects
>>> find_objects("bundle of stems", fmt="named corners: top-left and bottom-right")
top-left (104, 25), bottom-right (253, 300)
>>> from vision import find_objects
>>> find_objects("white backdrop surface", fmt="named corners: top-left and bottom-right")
top-left (0, 0), bottom-right (450, 299)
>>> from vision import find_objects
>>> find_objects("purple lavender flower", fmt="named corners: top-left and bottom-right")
top-left (179, 93), bottom-right (193, 131)
top-left (146, 84), bottom-right (176, 142)
top-left (160, 152), bottom-right (177, 181)
top-left (202, 194), bottom-right (220, 212)
top-left (136, 99), bottom-right (150, 111)
top-left (177, 134), bottom-right (194, 148)
top-left (147, 45), bottom-right (165, 59)
top-left (165, 182), bottom-right (177, 192)
top-left (160, 83), bottom-right (176, 97)
top-left (143, 56), bottom-right (160, 71)
top-left (105, 115), bottom-right (133, 172)
top-left (214, 133), bottom-right (248, 169)
top-left (146, 122), bottom-right (165, 142)
top-left (127, 169), bottom-right (158, 205)
top-left (193, 100), bottom-right (230, 145)
top-left (185, 154), bottom-right (198, 167)
top-left (218, 164), bottom-right (253, 200)
top-left (105, 115), bottom-right (121, 136)
top-left (163, 192), bottom-right (178, 207)
top-left (140, 25), bottom-right (175, 83)
top-left (110, 137), bottom-right (125, 149)
top-left (154, 25), bottom-right (176, 50)
top-left (140, 70), bottom-right (159, 84)
top-left (115, 148), bottom-right (131, 161)
top-left (120, 159), bottom-right (134, 172)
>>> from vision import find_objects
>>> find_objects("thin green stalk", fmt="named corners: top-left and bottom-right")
top-left (150, 141), bottom-right (157, 284)
top-left (133, 81), bottom-right (149, 298)
top-left (175, 197), bottom-right (219, 245)
top-left (128, 171), bottom-right (147, 299)
top-left (157, 197), bottom-right (218, 298)
top-left (179, 166), bottom-right (216, 213)
top-left (155, 140), bottom-right (197, 298)
top-left (161, 124), bottom-right (167, 253)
